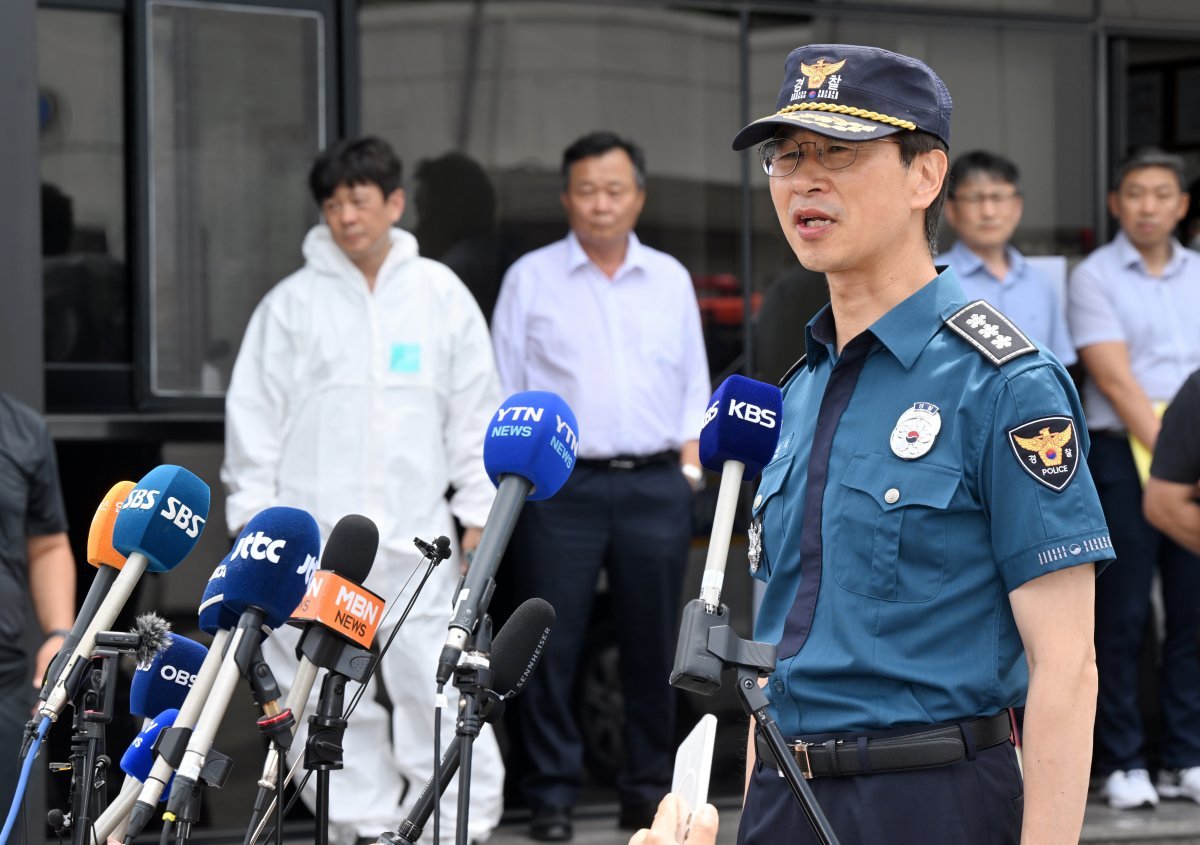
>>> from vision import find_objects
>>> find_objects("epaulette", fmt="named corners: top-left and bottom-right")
top-left (945, 300), bottom-right (1037, 366)
top-left (779, 354), bottom-right (807, 386)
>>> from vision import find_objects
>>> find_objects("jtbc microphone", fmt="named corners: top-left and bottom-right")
top-left (436, 392), bottom-right (577, 685)
top-left (164, 507), bottom-right (317, 821)
top-left (378, 597), bottom-right (555, 845)
top-left (40, 466), bottom-right (210, 721)
top-left (671, 376), bottom-right (781, 697)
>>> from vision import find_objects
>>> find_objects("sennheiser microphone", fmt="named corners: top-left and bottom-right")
top-left (671, 376), bottom-right (781, 696)
top-left (163, 507), bottom-right (317, 822)
top-left (123, 564), bottom-right (240, 841)
top-left (378, 597), bottom-right (555, 845)
top-left (40, 466), bottom-right (210, 721)
top-left (436, 392), bottom-right (577, 684)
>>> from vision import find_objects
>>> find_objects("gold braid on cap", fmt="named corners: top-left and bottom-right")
top-left (776, 102), bottom-right (917, 131)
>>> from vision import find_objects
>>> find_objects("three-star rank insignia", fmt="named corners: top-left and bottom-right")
top-left (1008, 416), bottom-right (1079, 491)
top-left (890, 402), bottom-right (941, 460)
top-left (946, 300), bottom-right (1037, 366)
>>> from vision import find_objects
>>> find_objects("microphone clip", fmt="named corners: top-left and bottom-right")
top-left (413, 535), bottom-right (452, 562)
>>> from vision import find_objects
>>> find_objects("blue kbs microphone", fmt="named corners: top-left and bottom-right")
top-left (697, 375), bottom-right (782, 611)
top-left (436, 391), bottom-right (577, 684)
top-left (41, 465), bottom-right (210, 722)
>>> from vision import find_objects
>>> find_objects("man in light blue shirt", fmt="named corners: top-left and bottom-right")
top-left (942, 150), bottom-right (1076, 365)
top-left (1069, 147), bottom-right (1200, 811)
top-left (491, 131), bottom-right (711, 841)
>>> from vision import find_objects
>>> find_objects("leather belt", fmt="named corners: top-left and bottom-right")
top-left (755, 712), bottom-right (1012, 779)
top-left (574, 450), bottom-right (679, 471)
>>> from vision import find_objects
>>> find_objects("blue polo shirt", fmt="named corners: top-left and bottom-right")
top-left (751, 267), bottom-right (1113, 736)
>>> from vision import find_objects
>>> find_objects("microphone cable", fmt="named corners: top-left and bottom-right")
top-left (247, 537), bottom-right (450, 845)
top-left (0, 716), bottom-right (50, 845)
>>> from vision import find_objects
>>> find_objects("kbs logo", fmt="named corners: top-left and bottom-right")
top-left (121, 489), bottom-right (160, 511)
top-left (159, 664), bottom-right (197, 688)
top-left (160, 497), bottom-right (206, 538)
top-left (229, 531), bottom-right (285, 563)
top-left (728, 401), bottom-right (777, 429)
top-left (701, 401), bottom-right (719, 428)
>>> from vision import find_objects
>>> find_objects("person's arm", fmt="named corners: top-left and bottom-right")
top-left (1077, 342), bottom-right (1160, 448)
top-left (27, 531), bottom-right (75, 687)
top-left (490, 265), bottom-right (529, 396)
top-left (1144, 478), bottom-right (1200, 555)
top-left (1008, 564), bottom-right (1097, 845)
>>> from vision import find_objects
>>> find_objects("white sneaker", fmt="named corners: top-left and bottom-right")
top-left (1158, 767), bottom-right (1200, 803)
top-left (1104, 769), bottom-right (1160, 810)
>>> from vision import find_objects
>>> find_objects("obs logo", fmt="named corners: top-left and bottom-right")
top-left (159, 665), bottom-right (197, 688)
top-left (160, 497), bottom-right (205, 538)
top-left (230, 531), bottom-right (286, 563)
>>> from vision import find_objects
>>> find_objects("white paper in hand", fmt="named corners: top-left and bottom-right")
top-left (671, 714), bottom-right (717, 842)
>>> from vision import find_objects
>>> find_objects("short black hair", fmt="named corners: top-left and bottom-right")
top-left (948, 150), bottom-right (1020, 196)
top-left (561, 131), bottom-right (646, 191)
top-left (309, 136), bottom-right (403, 206)
top-left (896, 130), bottom-right (950, 256)
top-left (1112, 146), bottom-right (1186, 193)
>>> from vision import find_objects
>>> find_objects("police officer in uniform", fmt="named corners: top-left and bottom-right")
top-left (731, 45), bottom-right (1114, 844)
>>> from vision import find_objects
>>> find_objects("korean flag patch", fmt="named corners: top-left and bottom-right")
top-left (1008, 416), bottom-right (1079, 492)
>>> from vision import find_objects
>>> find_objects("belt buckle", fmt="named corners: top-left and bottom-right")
top-left (791, 740), bottom-right (814, 779)
top-left (610, 458), bottom-right (636, 470)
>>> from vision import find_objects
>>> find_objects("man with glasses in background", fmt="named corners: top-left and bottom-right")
top-left (1069, 147), bottom-right (1200, 811)
top-left (942, 150), bottom-right (1076, 366)
top-left (733, 44), bottom-right (1112, 844)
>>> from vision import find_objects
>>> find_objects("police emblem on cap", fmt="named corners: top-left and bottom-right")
top-left (890, 402), bottom-right (941, 460)
top-left (1008, 416), bottom-right (1078, 492)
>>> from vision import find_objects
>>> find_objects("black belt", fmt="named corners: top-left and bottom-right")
top-left (574, 450), bottom-right (678, 471)
top-left (755, 712), bottom-right (1012, 779)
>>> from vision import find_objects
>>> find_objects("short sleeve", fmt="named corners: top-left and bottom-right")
top-left (1067, 261), bottom-right (1126, 349)
top-left (26, 419), bottom-right (68, 537)
top-left (982, 362), bottom-right (1114, 592)
top-left (1151, 371), bottom-right (1200, 484)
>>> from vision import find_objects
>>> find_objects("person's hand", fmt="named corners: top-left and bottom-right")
top-left (461, 526), bottom-right (483, 575)
top-left (628, 793), bottom-right (719, 845)
top-left (31, 633), bottom-right (64, 693)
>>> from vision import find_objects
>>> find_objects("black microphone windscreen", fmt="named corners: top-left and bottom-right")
top-left (321, 514), bottom-right (379, 585)
top-left (491, 598), bottom-right (555, 698)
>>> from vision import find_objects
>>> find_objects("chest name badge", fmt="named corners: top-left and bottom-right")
top-left (1008, 416), bottom-right (1078, 492)
top-left (890, 402), bottom-right (941, 460)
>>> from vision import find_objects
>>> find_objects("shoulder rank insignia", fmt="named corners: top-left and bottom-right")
top-left (779, 354), bottom-right (808, 387)
top-left (945, 300), bottom-right (1037, 366)
top-left (1008, 416), bottom-right (1079, 491)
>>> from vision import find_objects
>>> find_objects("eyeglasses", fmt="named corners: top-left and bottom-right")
top-left (758, 137), bottom-right (882, 176)
top-left (951, 191), bottom-right (1020, 206)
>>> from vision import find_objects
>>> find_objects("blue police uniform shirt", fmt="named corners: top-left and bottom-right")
top-left (751, 267), bottom-right (1114, 737)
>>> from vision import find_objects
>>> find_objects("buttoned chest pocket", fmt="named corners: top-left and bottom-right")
top-left (833, 453), bottom-right (963, 603)
top-left (749, 454), bottom-right (792, 578)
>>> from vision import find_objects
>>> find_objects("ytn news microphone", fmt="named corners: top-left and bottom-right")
top-left (87, 709), bottom-right (180, 845)
top-left (164, 507), bottom-right (318, 821)
top-left (40, 466), bottom-right (210, 721)
top-left (436, 392), bottom-right (577, 685)
top-left (378, 597), bottom-right (555, 845)
top-left (671, 376), bottom-right (781, 696)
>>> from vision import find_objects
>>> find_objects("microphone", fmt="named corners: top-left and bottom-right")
top-left (696, 375), bottom-right (782, 612)
top-left (40, 466), bottom-right (210, 721)
top-left (436, 392), bottom-right (577, 684)
top-left (377, 598), bottom-right (555, 845)
top-left (164, 507), bottom-right (318, 821)
top-left (671, 376), bottom-right (781, 697)
top-left (123, 563), bottom-right (238, 841)
top-left (36, 480), bottom-right (134, 706)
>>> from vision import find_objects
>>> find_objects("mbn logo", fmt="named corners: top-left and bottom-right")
top-left (496, 406), bottom-right (544, 423)
top-left (729, 401), bottom-right (777, 429)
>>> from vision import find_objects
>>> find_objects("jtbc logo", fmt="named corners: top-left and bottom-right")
top-left (159, 665), bottom-right (197, 687)
top-left (230, 530), bottom-right (286, 563)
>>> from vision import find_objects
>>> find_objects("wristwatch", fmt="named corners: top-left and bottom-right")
top-left (682, 463), bottom-right (705, 489)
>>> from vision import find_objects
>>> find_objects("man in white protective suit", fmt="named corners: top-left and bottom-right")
top-left (222, 136), bottom-right (505, 845)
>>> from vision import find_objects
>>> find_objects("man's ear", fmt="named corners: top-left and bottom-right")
top-left (911, 148), bottom-right (949, 213)
top-left (387, 188), bottom-right (406, 224)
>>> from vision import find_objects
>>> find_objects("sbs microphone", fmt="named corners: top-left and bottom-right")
top-left (165, 507), bottom-right (318, 820)
top-left (696, 375), bottom-right (782, 612)
top-left (41, 466), bottom-right (210, 721)
top-left (436, 391), bottom-right (577, 684)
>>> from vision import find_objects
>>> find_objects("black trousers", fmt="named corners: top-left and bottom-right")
top-left (738, 741), bottom-right (1023, 845)
top-left (508, 461), bottom-right (691, 809)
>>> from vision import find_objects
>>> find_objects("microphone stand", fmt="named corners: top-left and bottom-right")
top-left (670, 600), bottom-right (840, 845)
top-left (448, 614), bottom-right (494, 845)
top-left (245, 644), bottom-right (296, 845)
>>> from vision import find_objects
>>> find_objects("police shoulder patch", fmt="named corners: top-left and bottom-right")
top-left (945, 300), bottom-right (1037, 366)
top-left (1008, 416), bottom-right (1079, 492)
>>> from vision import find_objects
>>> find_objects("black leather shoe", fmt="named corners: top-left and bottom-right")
top-left (618, 802), bottom-right (658, 831)
top-left (529, 805), bottom-right (573, 841)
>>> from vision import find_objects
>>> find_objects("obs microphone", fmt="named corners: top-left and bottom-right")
top-left (671, 376), bottom-right (781, 695)
top-left (40, 466), bottom-right (210, 721)
top-left (436, 392), bottom-right (577, 685)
